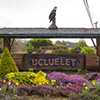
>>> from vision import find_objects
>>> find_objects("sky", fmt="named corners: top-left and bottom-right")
top-left (0, 0), bottom-right (99, 46)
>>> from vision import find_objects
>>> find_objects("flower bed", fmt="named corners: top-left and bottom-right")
top-left (0, 70), bottom-right (100, 99)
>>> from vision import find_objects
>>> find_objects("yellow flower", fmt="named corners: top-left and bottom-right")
top-left (83, 83), bottom-right (86, 86)
top-left (16, 82), bottom-right (19, 85)
top-left (51, 80), bottom-right (54, 83)
top-left (39, 83), bottom-right (42, 85)
top-left (92, 81), bottom-right (95, 85)
top-left (56, 86), bottom-right (59, 88)
top-left (8, 81), bottom-right (11, 85)
top-left (67, 85), bottom-right (69, 87)
top-left (85, 86), bottom-right (88, 90)
top-left (29, 68), bottom-right (33, 70)
top-left (51, 80), bottom-right (56, 83)
top-left (3, 80), bottom-right (6, 83)
top-left (52, 83), bottom-right (54, 85)
top-left (47, 81), bottom-right (49, 84)
top-left (78, 69), bottom-right (81, 71)
top-left (71, 75), bottom-right (73, 77)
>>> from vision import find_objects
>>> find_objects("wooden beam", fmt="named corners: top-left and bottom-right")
top-left (4, 37), bottom-right (11, 52)
top-left (96, 38), bottom-right (100, 56)
top-left (91, 38), bottom-right (97, 50)
top-left (96, 38), bottom-right (100, 70)
top-left (11, 38), bottom-right (15, 48)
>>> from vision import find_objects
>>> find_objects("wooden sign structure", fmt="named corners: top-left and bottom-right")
top-left (39, 46), bottom-right (68, 50)
top-left (0, 28), bottom-right (100, 71)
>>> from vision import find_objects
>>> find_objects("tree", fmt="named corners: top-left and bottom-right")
top-left (0, 47), bottom-right (19, 78)
top-left (78, 39), bottom-right (88, 48)
top-left (26, 39), bottom-right (54, 53)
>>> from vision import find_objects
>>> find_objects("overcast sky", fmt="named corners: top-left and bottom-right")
top-left (0, 0), bottom-right (99, 46)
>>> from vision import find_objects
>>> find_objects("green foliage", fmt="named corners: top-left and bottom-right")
top-left (92, 87), bottom-right (100, 96)
top-left (80, 46), bottom-right (96, 54)
top-left (26, 39), bottom-right (54, 53)
top-left (55, 40), bottom-right (78, 48)
top-left (74, 44), bottom-right (82, 50)
top-left (2, 85), bottom-right (8, 92)
top-left (0, 47), bottom-right (19, 78)
top-left (5, 71), bottom-right (48, 86)
top-left (78, 39), bottom-right (88, 48)
top-left (25, 44), bottom-right (34, 51)
top-left (52, 47), bottom-right (72, 54)
top-left (68, 91), bottom-right (100, 100)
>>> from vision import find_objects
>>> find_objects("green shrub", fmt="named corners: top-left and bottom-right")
top-left (0, 47), bottom-right (19, 78)
top-left (68, 91), bottom-right (100, 100)
top-left (80, 46), bottom-right (96, 54)
top-left (51, 47), bottom-right (73, 54)
top-left (5, 70), bottom-right (48, 86)
top-left (92, 87), bottom-right (100, 97)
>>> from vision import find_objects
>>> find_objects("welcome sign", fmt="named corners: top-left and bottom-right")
top-left (29, 56), bottom-right (80, 68)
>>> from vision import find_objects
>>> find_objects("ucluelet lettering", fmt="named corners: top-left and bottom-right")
top-left (29, 56), bottom-right (79, 68)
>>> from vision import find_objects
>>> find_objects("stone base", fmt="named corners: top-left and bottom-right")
top-left (49, 24), bottom-right (58, 29)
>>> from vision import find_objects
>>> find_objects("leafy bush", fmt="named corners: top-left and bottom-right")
top-left (26, 39), bottom-right (54, 53)
top-left (16, 84), bottom-right (55, 96)
top-left (5, 70), bottom-right (48, 86)
top-left (68, 92), bottom-right (100, 100)
top-left (57, 85), bottom-right (82, 96)
top-left (92, 87), bottom-right (100, 97)
top-left (47, 72), bottom-right (70, 86)
top-left (78, 39), bottom-right (88, 48)
top-left (0, 48), bottom-right (19, 78)
top-left (80, 46), bottom-right (96, 54)
top-left (74, 44), bottom-right (82, 50)
top-left (69, 74), bottom-right (89, 86)
top-left (86, 72), bottom-right (100, 80)
top-left (47, 72), bottom-right (89, 86)
top-left (51, 47), bottom-right (73, 54)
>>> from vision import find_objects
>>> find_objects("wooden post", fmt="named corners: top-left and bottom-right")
top-left (3, 37), bottom-right (11, 53)
top-left (96, 38), bottom-right (100, 69)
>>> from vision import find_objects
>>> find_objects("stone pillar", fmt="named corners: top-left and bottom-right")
top-left (3, 37), bottom-right (11, 53)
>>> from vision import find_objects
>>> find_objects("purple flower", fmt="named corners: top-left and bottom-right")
top-left (47, 72), bottom-right (69, 86)
top-left (87, 72), bottom-right (100, 80)
top-left (57, 85), bottom-right (82, 94)
top-left (69, 74), bottom-right (89, 86)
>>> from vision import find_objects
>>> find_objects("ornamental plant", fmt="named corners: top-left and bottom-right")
top-left (5, 70), bottom-right (48, 86)
top-left (47, 72), bottom-right (70, 86)
top-left (57, 84), bottom-right (82, 96)
top-left (69, 74), bottom-right (89, 86)
top-left (80, 46), bottom-right (96, 54)
top-left (86, 72), bottom-right (100, 80)
top-left (68, 91), bottom-right (100, 100)
top-left (0, 47), bottom-right (19, 78)
top-left (34, 70), bottom-right (48, 85)
top-left (5, 72), bottom-right (37, 86)
top-left (16, 85), bottom-right (55, 96)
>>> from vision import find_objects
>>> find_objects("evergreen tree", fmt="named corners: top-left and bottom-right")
top-left (0, 47), bottom-right (19, 78)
